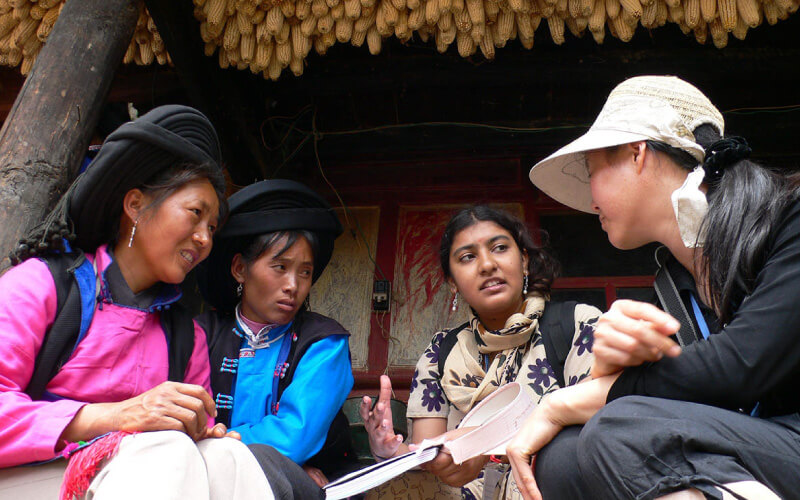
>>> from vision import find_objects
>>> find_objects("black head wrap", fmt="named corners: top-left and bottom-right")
top-left (196, 179), bottom-right (343, 312)
top-left (69, 105), bottom-right (222, 251)
top-left (703, 136), bottom-right (751, 186)
top-left (10, 105), bottom-right (222, 263)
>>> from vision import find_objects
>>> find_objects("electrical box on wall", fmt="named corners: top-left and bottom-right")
top-left (372, 280), bottom-right (390, 311)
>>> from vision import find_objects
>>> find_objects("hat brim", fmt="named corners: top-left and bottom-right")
top-left (529, 129), bottom-right (652, 213)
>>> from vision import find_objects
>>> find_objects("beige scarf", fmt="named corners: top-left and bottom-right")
top-left (440, 294), bottom-right (549, 413)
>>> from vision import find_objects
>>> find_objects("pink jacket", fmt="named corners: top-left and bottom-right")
top-left (0, 245), bottom-right (212, 468)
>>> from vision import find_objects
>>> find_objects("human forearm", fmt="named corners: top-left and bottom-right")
top-left (542, 373), bottom-right (621, 426)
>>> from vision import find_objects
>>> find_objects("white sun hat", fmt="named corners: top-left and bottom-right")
top-left (528, 76), bottom-right (725, 213)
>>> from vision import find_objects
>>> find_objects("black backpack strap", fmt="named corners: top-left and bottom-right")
top-left (653, 246), bottom-right (700, 347)
top-left (161, 302), bottom-right (196, 383)
top-left (539, 300), bottom-right (577, 388)
top-left (437, 321), bottom-right (470, 376)
top-left (25, 251), bottom-right (86, 400)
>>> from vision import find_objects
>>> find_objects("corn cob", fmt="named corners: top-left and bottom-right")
top-left (656, 0), bottom-right (668, 24)
top-left (330, 2), bottom-right (345, 18)
top-left (356, 5), bottom-right (378, 30)
top-left (667, 2), bottom-right (683, 22)
top-left (20, 53), bottom-right (33, 74)
top-left (762, 0), bottom-right (779, 24)
top-left (555, 0), bottom-right (568, 15)
top-left (277, 21), bottom-right (291, 42)
top-left (478, 23), bottom-right (495, 57)
top-left (207, 0), bottom-right (227, 26)
top-left (255, 40), bottom-right (273, 68)
top-left (267, 53), bottom-right (281, 79)
top-left (290, 53), bottom-right (304, 76)
top-left (619, 0), bottom-right (642, 17)
top-left (708, 17), bottom-right (727, 46)
top-left (497, 8), bottom-right (514, 37)
top-left (312, 0), bottom-right (329, 17)
top-left (408, 5), bottom-right (426, 27)
top-left (344, 0), bottom-right (362, 17)
top-left (700, 0), bottom-right (716, 21)
top-left (38, 0), bottom-right (61, 9)
top-left (223, 18), bottom-right (241, 49)
top-left (11, 15), bottom-right (36, 49)
top-left (611, 10), bottom-right (634, 39)
top-left (351, 27), bottom-right (366, 45)
top-left (276, 40), bottom-right (291, 66)
top-left (426, 0), bottom-right (441, 24)
top-left (367, 25), bottom-right (381, 54)
top-left (685, 0), bottom-right (700, 27)
top-left (280, 1), bottom-right (296, 17)
top-left (604, 0), bottom-right (620, 17)
top-left (0, 13), bottom-right (18, 40)
top-left (718, 0), bottom-right (737, 29)
top-left (547, 14), bottom-right (564, 42)
top-left (641, 0), bottom-right (658, 26)
top-left (737, 0), bottom-right (760, 27)
top-left (485, 0), bottom-right (500, 21)
top-left (470, 19), bottom-right (485, 41)
top-left (451, 0), bottom-right (465, 13)
top-left (336, 14), bottom-right (355, 40)
top-left (318, 13), bottom-right (334, 33)
top-left (456, 29), bottom-right (475, 55)
top-left (239, 31), bottom-right (255, 61)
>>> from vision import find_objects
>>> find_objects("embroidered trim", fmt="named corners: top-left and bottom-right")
top-left (220, 357), bottom-right (238, 374)
top-left (215, 393), bottom-right (234, 409)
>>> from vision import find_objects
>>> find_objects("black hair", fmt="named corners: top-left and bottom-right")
top-left (239, 230), bottom-right (319, 268)
top-left (439, 205), bottom-right (560, 296)
top-left (647, 124), bottom-right (797, 324)
top-left (10, 161), bottom-right (228, 264)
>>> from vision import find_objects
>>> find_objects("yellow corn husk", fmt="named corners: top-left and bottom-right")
top-left (774, 0), bottom-right (795, 12)
top-left (610, 11), bottom-right (634, 39)
top-left (519, 31), bottom-right (533, 47)
top-left (294, 24), bottom-right (312, 56)
top-left (20, 54), bottom-right (33, 75)
top-left (456, 29), bottom-right (475, 55)
top-left (0, 16), bottom-right (18, 41)
top-left (38, 0), bottom-right (61, 9)
top-left (718, 0), bottom-right (737, 29)
top-left (531, 12), bottom-right (541, 28)
top-left (700, 0), bottom-right (716, 21)
top-left (366, 25), bottom-right (381, 54)
top-left (440, 23), bottom-right (457, 42)
top-left (312, 0), bottom-right (329, 17)
top-left (330, 2), bottom-right (345, 18)
top-left (29, 5), bottom-right (46, 20)
top-left (240, 31), bottom-right (255, 61)
top-left (426, 0), bottom-right (442, 23)
top-left (568, 0), bottom-right (582, 17)
top-left (255, 40), bottom-right (273, 68)
top-left (455, 7), bottom-right (473, 30)
top-left (351, 27), bottom-right (366, 45)
top-left (200, 20), bottom-right (212, 41)
top-left (252, 6), bottom-right (269, 24)
top-left (470, 19), bottom-right (485, 41)
top-left (280, 1), bottom-right (296, 18)
top-left (227, 45), bottom-right (241, 64)
top-left (336, 17), bottom-right (354, 40)
top-left (276, 41), bottom-right (291, 66)
top-left (289, 53), bottom-right (304, 76)
top-left (344, 0), bottom-right (362, 17)
top-left (300, 14), bottom-right (317, 36)
top-left (656, 0), bottom-right (668, 24)
top-left (267, 6), bottom-right (285, 35)
top-left (21, 34), bottom-right (40, 57)
top-left (362, 0), bottom-right (377, 8)
top-left (5, 46), bottom-right (20, 65)
top-left (685, 0), bottom-right (700, 27)
top-left (432, 26), bottom-right (447, 51)
top-left (208, 17), bottom-right (226, 39)
top-left (509, 0), bottom-right (525, 11)
top-left (277, 22), bottom-right (291, 42)
top-left (11, 2), bottom-right (29, 22)
top-left (641, 0), bottom-right (658, 26)
top-left (619, 0), bottom-right (642, 16)
top-left (317, 13), bottom-right (334, 33)
top-left (567, 16), bottom-right (587, 35)
top-left (434, 10), bottom-right (452, 30)
top-left (536, 0), bottom-right (555, 16)
top-left (466, 0), bottom-right (485, 25)
top-left (693, 19), bottom-right (707, 42)
top-left (485, 0), bottom-right (500, 21)
top-left (604, 0), bottom-right (620, 17)
top-left (546, 14), bottom-right (564, 42)
top-left (478, 23), bottom-right (495, 57)
top-left (555, 0), bottom-right (568, 14)
top-left (588, 0), bottom-right (606, 29)
top-left (489, 22), bottom-right (505, 47)
top-left (356, 5), bottom-right (378, 29)
top-left (223, 18), bottom-right (240, 49)
top-left (138, 42), bottom-right (154, 65)
top-left (395, 9), bottom-right (412, 39)
top-left (207, 0), bottom-right (227, 25)
top-left (737, 0), bottom-right (760, 27)
top-left (267, 53), bottom-right (281, 79)
top-left (731, 14), bottom-right (748, 37)
top-left (258, 18), bottom-right (273, 41)
top-left (327, 0), bottom-right (341, 7)
top-left (202, 40), bottom-right (216, 56)
top-left (440, 0), bottom-right (454, 14)
top-left (709, 17), bottom-right (727, 46)
top-left (295, 1), bottom-right (311, 19)
top-left (376, 3), bottom-right (392, 34)
top-left (41, 5), bottom-right (60, 27)
top-left (404, 4), bottom-right (423, 27)
top-left (667, 2), bottom-right (684, 23)
top-left (515, 10), bottom-right (534, 36)
top-left (762, 0), bottom-right (779, 24)
top-left (407, 0), bottom-right (421, 9)
top-left (225, 0), bottom-right (237, 17)
top-left (497, 9), bottom-right (514, 37)
top-left (11, 16), bottom-right (36, 49)
top-left (384, 0), bottom-right (400, 24)
top-left (451, 0), bottom-right (465, 13)
top-left (393, 0), bottom-right (408, 9)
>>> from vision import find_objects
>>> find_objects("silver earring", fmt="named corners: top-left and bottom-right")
top-left (236, 283), bottom-right (243, 297)
top-left (451, 292), bottom-right (458, 312)
top-left (523, 274), bottom-right (529, 295)
top-left (127, 220), bottom-right (138, 248)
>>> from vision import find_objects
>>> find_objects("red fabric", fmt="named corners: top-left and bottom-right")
top-left (59, 431), bottom-right (134, 500)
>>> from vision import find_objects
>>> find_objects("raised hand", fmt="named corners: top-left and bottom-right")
top-left (359, 375), bottom-right (403, 460)
top-left (591, 299), bottom-right (682, 378)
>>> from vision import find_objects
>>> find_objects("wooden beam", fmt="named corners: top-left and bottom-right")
top-left (143, 0), bottom-right (267, 185)
top-left (0, 0), bottom-right (141, 271)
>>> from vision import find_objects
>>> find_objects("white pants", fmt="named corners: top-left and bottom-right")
top-left (0, 431), bottom-right (274, 500)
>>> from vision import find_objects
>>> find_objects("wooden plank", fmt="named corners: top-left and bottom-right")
top-left (0, 0), bottom-right (141, 270)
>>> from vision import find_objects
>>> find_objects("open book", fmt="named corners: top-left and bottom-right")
top-left (324, 381), bottom-right (535, 500)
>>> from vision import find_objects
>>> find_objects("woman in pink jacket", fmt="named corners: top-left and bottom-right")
top-left (0, 106), bottom-right (274, 499)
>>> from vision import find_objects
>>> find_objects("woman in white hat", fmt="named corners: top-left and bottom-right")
top-left (507, 76), bottom-right (800, 500)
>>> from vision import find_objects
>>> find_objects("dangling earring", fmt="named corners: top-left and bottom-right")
top-left (451, 292), bottom-right (459, 312)
top-left (523, 273), bottom-right (529, 295)
top-left (236, 283), bottom-right (243, 297)
top-left (127, 220), bottom-right (138, 248)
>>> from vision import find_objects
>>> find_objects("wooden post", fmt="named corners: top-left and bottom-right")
top-left (0, 0), bottom-right (141, 271)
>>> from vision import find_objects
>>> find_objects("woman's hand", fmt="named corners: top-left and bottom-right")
top-left (303, 465), bottom-right (329, 488)
top-left (60, 381), bottom-right (217, 444)
top-left (359, 375), bottom-right (404, 460)
top-left (420, 449), bottom-right (489, 488)
top-left (204, 423), bottom-right (241, 440)
top-left (591, 299), bottom-right (682, 378)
